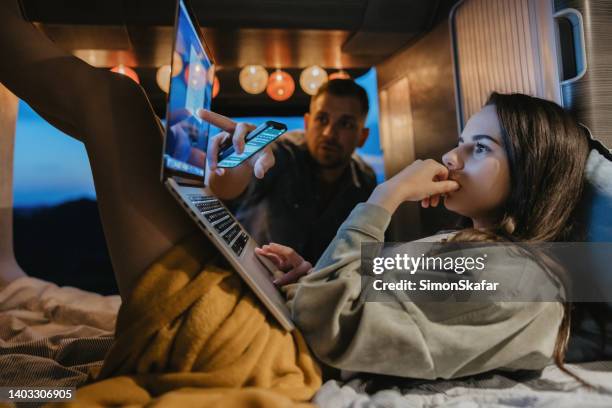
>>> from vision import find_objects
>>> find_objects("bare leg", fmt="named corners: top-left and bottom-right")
top-left (0, 1), bottom-right (198, 297)
top-left (0, 82), bottom-right (26, 288)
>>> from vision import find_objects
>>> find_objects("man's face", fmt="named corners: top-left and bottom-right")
top-left (304, 93), bottom-right (369, 169)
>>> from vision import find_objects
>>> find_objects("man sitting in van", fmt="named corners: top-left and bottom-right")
top-left (206, 79), bottom-right (377, 266)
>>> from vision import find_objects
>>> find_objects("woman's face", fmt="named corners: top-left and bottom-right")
top-left (442, 105), bottom-right (511, 227)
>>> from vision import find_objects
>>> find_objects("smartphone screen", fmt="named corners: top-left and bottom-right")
top-left (217, 121), bottom-right (287, 168)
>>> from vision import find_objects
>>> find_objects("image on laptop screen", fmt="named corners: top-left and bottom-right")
top-left (163, 0), bottom-right (213, 178)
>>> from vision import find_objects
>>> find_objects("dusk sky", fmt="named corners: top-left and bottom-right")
top-left (12, 68), bottom-right (382, 207)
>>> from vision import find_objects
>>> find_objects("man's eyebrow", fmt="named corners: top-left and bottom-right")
top-left (458, 134), bottom-right (500, 145)
top-left (339, 113), bottom-right (358, 121)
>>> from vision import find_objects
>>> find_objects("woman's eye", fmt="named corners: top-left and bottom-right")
top-left (474, 142), bottom-right (490, 154)
top-left (316, 115), bottom-right (328, 125)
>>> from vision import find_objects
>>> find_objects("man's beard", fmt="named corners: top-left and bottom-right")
top-left (316, 155), bottom-right (349, 169)
top-left (314, 142), bottom-right (349, 169)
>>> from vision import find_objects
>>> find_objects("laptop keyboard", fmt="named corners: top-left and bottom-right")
top-left (214, 216), bottom-right (234, 233)
top-left (188, 194), bottom-right (249, 256)
top-left (222, 224), bottom-right (241, 244)
top-left (231, 232), bottom-right (249, 256)
top-left (194, 200), bottom-right (222, 212)
top-left (203, 209), bottom-right (228, 223)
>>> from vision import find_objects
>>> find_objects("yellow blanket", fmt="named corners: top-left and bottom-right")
top-left (53, 235), bottom-right (321, 407)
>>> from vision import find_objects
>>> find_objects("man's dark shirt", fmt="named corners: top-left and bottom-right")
top-left (226, 131), bottom-right (377, 265)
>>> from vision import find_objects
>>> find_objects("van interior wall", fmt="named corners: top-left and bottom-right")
top-left (376, 21), bottom-right (460, 241)
top-left (555, 0), bottom-right (612, 149)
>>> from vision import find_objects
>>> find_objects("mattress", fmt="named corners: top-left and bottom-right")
top-left (2, 277), bottom-right (612, 407)
top-left (315, 361), bottom-right (612, 407)
top-left (0, 277), bottom-right (120, 388)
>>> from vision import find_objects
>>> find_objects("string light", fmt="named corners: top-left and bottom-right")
top-left (299, 65), bottom-right (328, 95)
top-left (156, 65), bottom-right (171, 93)
top-left (212, 75), bottom-right (220, 98)
top-left (239, 65), bottom-right (269, 94)
top-left (266, 69), bottom-right (295, 101)
top-left (172, 52), bottom-right (184, 77)
top-left (329, 70), bottom-right (351, 80)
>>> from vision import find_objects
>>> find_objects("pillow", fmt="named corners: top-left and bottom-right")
top-left (566, 137), bottom-right (612, 363)
top-left (582, 138), bottom-right (612, 242)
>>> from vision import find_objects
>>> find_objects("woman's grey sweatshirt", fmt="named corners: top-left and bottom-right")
top-left (287, 203), bottom-right (563, 379)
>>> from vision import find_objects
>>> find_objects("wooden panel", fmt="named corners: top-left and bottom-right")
top-left (376, 22), bottom-right (459, 239)
top-left (0, 83), bottom-right (25, 284)
top-left (452, 0), bottom-right (561, 127)
top-left (379, 77), bottom-right (415, 178)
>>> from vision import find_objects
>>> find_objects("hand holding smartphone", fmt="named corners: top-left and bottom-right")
top-left (216, 121), bottom-right (287, 168)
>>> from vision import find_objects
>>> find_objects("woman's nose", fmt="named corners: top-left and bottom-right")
top-left (442, 147), bottom-right (463, 170)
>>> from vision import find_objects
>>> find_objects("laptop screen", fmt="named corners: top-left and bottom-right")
top-left (163, 0), bottom-right (212, 179)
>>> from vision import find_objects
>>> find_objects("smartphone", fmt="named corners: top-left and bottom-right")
top-left (217, 121), bottom-right (287, 168)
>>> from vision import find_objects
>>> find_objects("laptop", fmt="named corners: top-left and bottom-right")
top-left (160, 0), bottom-right (294, 331)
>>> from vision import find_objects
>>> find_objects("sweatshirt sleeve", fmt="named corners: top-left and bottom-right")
top-left (287, 203), bottom-right (564, 379)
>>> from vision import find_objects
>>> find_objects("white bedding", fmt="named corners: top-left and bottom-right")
top-left (315, 361), bottom-right (612, 407)
top-left (0, 277), bottom-right (120, 387)
top-left (2, 277), bottom-right (612, 407)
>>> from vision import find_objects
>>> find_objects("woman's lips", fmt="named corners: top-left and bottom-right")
top-left (445, 174), bottom-right (462, 196)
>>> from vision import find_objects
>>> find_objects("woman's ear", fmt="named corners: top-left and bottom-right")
top-left (358, 128), bottom-right (370, 148)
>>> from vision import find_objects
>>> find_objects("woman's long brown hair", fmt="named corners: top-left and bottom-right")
top-left (450, 92), bottom-right (590, 384)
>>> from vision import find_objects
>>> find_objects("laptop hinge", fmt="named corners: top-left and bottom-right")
top-left (172, 176), bottom-right (205, 187)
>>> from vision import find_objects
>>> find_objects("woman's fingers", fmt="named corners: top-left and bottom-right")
top-left (273, 260), bottom-right (313, 286)
top-left (431, 161), bottom-right (451, 180)
top-left (259, 244), bottom-right (291, 268)
top-left (430, 194), bottom-right (440, 207)
top-left (430, 180), bottom-right (460, 196)
top-left (267, 243), bottom-right (305, 268)
top-left (258, 243), bottom-right (311, 285)
top-left (255, 247), bottom-right (288, 269)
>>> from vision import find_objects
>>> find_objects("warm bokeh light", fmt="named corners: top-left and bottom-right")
top-left (266, 70), bottom-right (295, 101)
top-left (329, 70), bottom-right (351, 80)
top-left (110, 64), bottom-right (140, 84)
top-left (183, 61), bottom-right (207, 90)
top-left (212, 75), bottom-right (220, 98)
top-left (239, 65), bottom-right (269, 94)
top-left (156, 65), bottom-right (172, 93)
top-left (172, 52), bottom-right (183, 77)
top-left (299, 65), bottom-right (328, 95)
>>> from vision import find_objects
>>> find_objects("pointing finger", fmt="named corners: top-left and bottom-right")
top-left (197, 109), bottom-right (237, 133)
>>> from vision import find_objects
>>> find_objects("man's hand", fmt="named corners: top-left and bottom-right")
top-left (255, 243), bottom-right (313, 286)
top-left (199, 109), bottom-right (276, 179)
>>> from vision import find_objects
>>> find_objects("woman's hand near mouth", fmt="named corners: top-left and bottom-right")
top-left (367, 159), bottom-right (461, 214)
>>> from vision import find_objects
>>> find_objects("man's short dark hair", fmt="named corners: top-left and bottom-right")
top-left (312, 79), bottom-right (369, 117)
